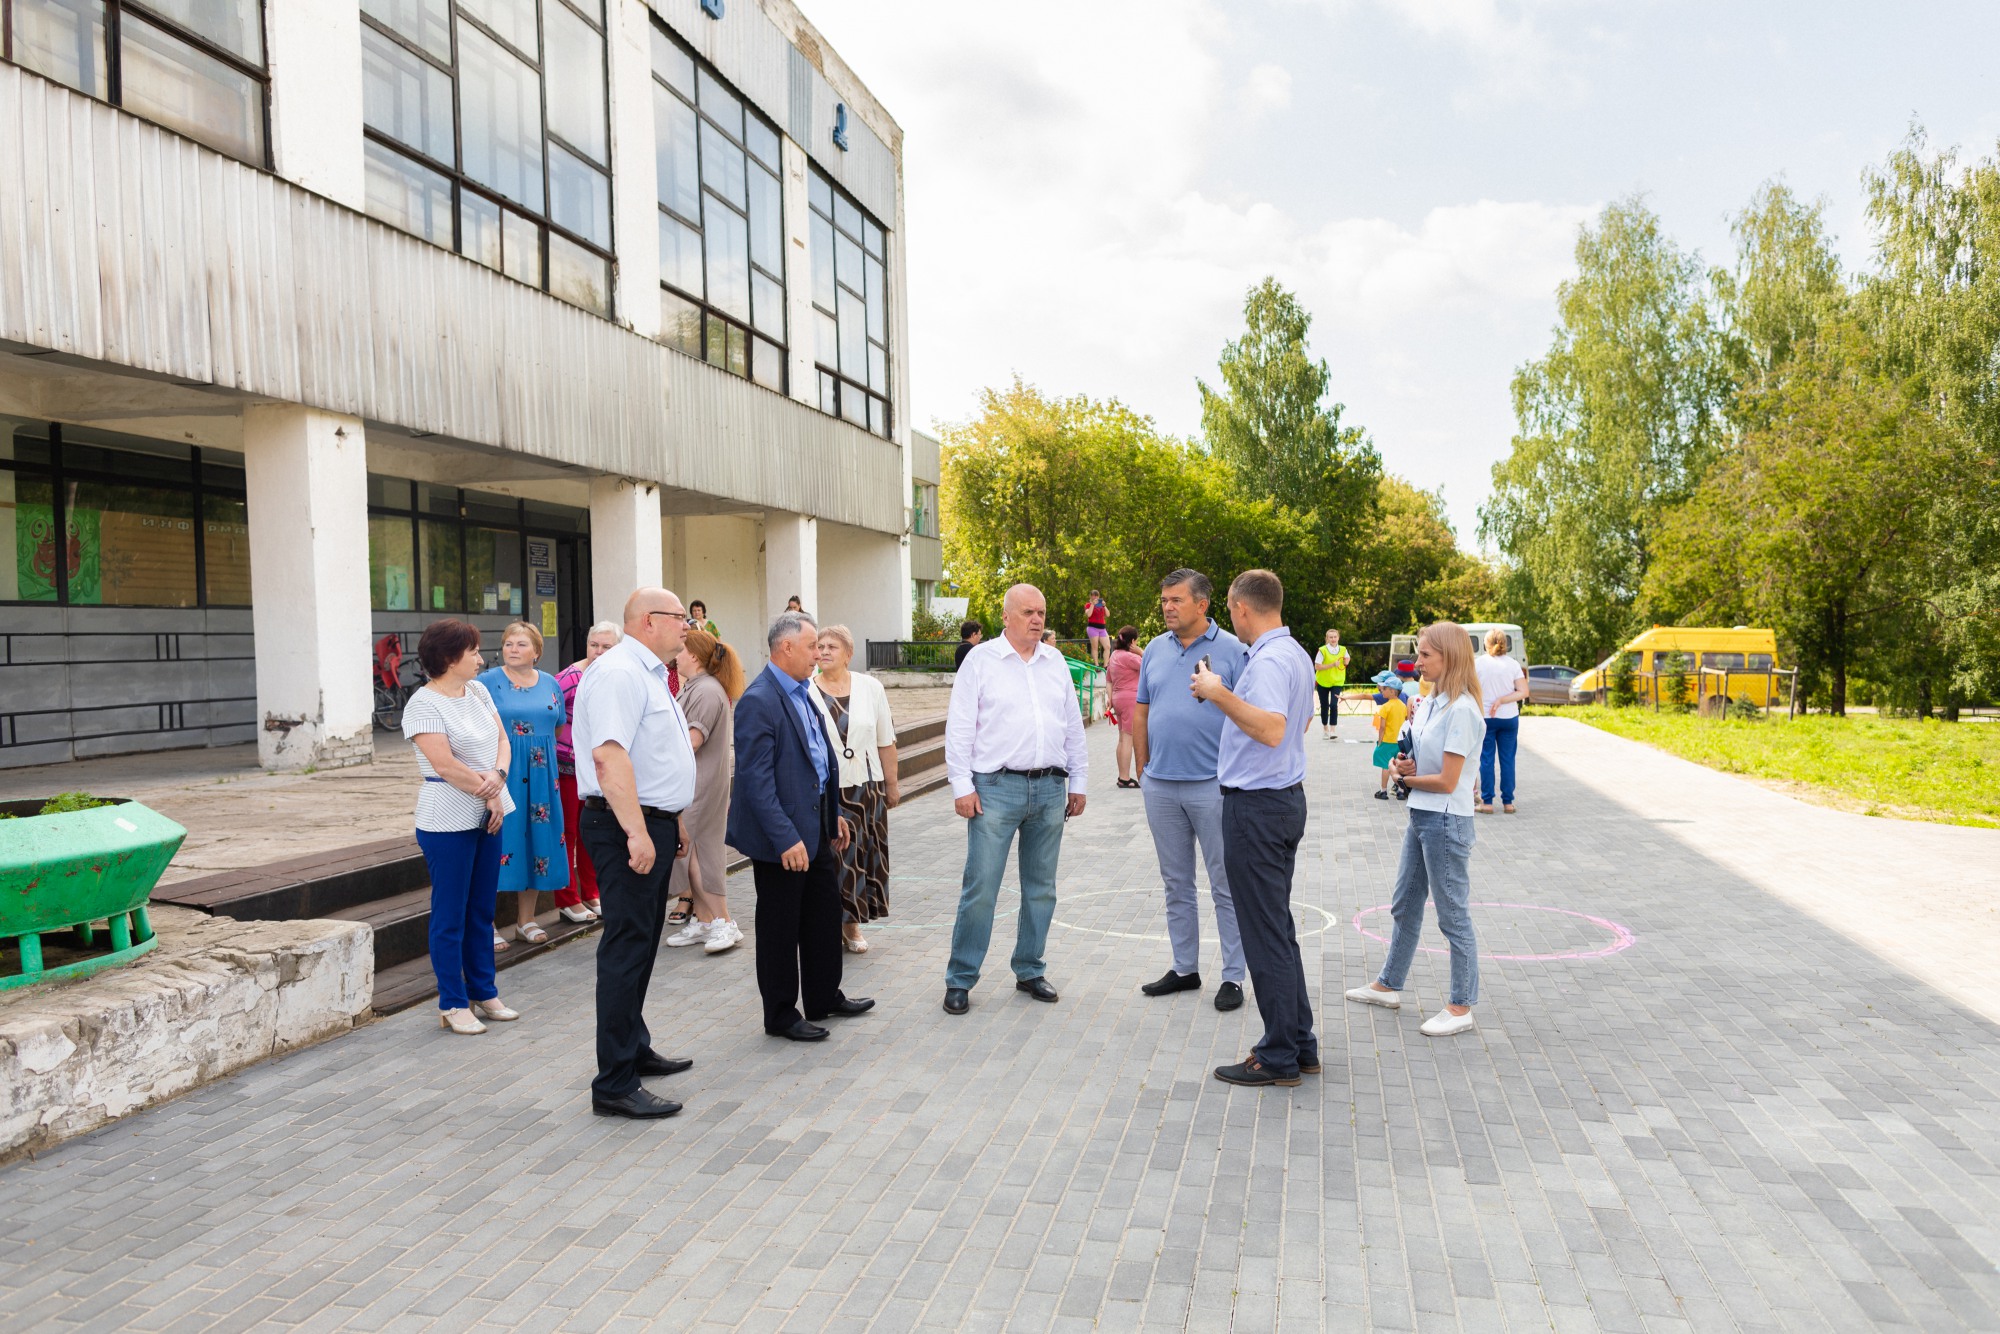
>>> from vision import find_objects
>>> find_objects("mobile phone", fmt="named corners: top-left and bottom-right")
top-left (1197, 654), bottom-right (1212, 674)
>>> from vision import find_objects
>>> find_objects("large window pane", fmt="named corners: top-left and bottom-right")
top-left (865, 255), bottom-right (886, 340)
top-left (810, 215), bottom-right (836, 311)
top-left (67, 481), bottom-right (197, 607)
top-left (458, 0), bottom-right (536, 58)
top-left (748, 164), bottom-right (782, 273)
top-left (703, 201), bottom-right (749, 322)
top-left (420, 518), bottom-right (462, 611)
top-left (833, 193), bottom-right (862, 240)
top-left (202, 495), bottom-right (251, 605)
top-left (659, 289), bottom-right (702, 355)
top-left (369, 515), bottom-right (416, 610)
top-left (863, 218), bottom-right (885, 259)
top-left (659, 211), bottom-right (702, 297)
top-left (840, 384), bottom-right (866, 427)
top-left (548, 232), bottom-right (609, 315)
top-left (814, 309), bottom-right (837, 369)
top-left (751, 269), bottom-right (783, 340)
top-left (543, 1), bottom-right (607, 164)
top-left (465, 526), bottom-right (523, 614)
top-left (0, 474), bottom-right (58, 602)
top-left (837, 287), bottom-right (865, 377)
top-left (119, 15), bottom-right (264, 163)
top-left (695, 67), bottom-right (742, 139)
top-left (745, 117), bottom-right (779, 171)
top-left (363, 139), bottom-right (453, 245)
top-left (867, 341), bottom-right (886, 393)
top-left (136, 0), bottom-right (262, 64)
top-left (458, 24), bottom-right (543, 212)
top-left (808, 170), bottom-right (832, 218)
top-left (363, 0), bottom-right (450, 62)
top-left (462, 192), bottom-right (503, 269)
top-left (549, 143), bottom-right (610, 247)
top-left (835, 229), bottom-right (863, 294)
top-left (817, 371), bottom-right (836, 415)
top-left (13, 0), bottom-right (109, 99)
top-left (649, 25), bottom-right (693, 100)
top-left (751, 337), bottom-right (783, 391)
top-left (363, 25), bottom-right (453, 164)
top-left (654, 86), bottom-right (700, 220)
top-left (502, 208), bottom-right (541, 287)
top-left (702, 315), bottom-right (746, 378)
top-left (699, 120), bottom-right (745, 210)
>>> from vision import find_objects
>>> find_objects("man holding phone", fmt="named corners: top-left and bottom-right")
top-left (1190, 569), bottom-right (1319, 1087)
top-left (1131, 568), bottom-right (1250, 1010)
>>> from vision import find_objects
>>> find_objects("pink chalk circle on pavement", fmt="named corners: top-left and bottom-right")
top-left (1351, 902), bottom-right (1637, 962)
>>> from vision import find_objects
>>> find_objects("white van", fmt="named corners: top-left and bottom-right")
top-left (1461, 622), bottom-right (1527, 669)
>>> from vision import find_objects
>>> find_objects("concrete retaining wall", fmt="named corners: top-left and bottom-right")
top-left (0, 906), bottom-right (373, 1159)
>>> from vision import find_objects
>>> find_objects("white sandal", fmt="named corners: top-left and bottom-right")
top-left (492, 929), bottom-right (509, 952)
top-left (558, 904), bottom-right (597, 924)
top-left (439, 1008), bottom-right (487, 1035)
top-left (842, 933), bottom-right (870, 954)
top-left (518, 922), bottom-right (549, 945)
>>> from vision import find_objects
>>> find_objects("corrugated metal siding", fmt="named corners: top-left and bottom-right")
top-left (910, 430), bottom-right (942, 485)
top-left (0, 67), bottom-right (902, 533)
top-left (910, 534), bottom-right (942, 583)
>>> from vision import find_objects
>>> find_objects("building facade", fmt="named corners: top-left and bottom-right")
top-left (0, 0), bottom-right (914, 771)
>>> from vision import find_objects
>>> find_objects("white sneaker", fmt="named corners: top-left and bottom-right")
top-left (1345, 984), bottom-right (1401, 1009)
top-left (1420, 1009), bottom-right (1477, 1037)
top-left (665, 918), bottom-right (712, 948)
top-left (703, 920), bottom-right (742, 954)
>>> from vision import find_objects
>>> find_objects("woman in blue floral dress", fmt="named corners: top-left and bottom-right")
top-left (478, 622), bottom-right (570, 947)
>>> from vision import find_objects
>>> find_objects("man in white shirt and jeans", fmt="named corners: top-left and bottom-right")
top-left (942, 583), bottom-right (1089, 1014)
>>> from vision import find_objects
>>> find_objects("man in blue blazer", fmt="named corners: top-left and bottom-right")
top-left (728, 611), bottom-right (876, 1040)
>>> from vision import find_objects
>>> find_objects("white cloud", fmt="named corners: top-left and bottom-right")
top-left (1241, 63), bottom-right (1294, 117)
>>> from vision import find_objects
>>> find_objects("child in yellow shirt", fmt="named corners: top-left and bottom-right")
top-left (1372, 679), bottom-right (1408, 801)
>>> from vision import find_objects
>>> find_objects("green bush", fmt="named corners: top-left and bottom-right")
top-left (39, 792), bottom-right (114, 815)
top-left (1659, 652), bottom-right (1692, 712)
top-left (1609, 653), bottom-right (1639, 707)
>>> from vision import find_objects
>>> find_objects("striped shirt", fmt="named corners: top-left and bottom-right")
top-left (403, 680), bottom-right (516, 832)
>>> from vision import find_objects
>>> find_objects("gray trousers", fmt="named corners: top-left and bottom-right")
top-left (1142, 776), bottom-right (1246, 983)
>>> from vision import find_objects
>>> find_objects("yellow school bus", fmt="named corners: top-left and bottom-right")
top-left (1571, 627), bottom-right (1784, 707)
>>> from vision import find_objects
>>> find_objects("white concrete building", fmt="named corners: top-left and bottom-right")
top-left (0, 0), bottom-right (916, 770)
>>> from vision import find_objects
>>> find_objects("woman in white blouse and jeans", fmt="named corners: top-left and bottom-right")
top-left (403, 619), bottom-right (519, 1035)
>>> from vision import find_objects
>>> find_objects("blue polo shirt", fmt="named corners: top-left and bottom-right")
top-left (1215, 627), bottom-right (1314, 790)
top-left (1134, 619), bottom-right (1247, 781)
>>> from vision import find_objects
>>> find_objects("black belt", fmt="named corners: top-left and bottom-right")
top-left (582, 796), bottom-right (681, 821)
top-left (998, 766), bottom-right (1068, 780)
top-left (1219, 782), bottom-right (1304, 795)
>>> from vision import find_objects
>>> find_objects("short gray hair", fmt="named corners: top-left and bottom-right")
top-left (587, 620), bottom-right (621, 642)
top-left (1160, 568), bottom-right (1213, 605)
top-left (767, 610), bottom-right (818, 649)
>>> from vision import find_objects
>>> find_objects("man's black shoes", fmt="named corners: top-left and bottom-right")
top-left (636, 1054), bottom-right (694, 1077)
top-left (1141, 969), bottom-right (1201, 997)
top-left (1016, 977), bottom-right (1059, 1003)
top-left (1214, 1057), bottom-right (1302, 1088)
top-left (766, 1020), bottom-right (830, 1041)
top-left (1214, 981), bottom-right (1245, 1012)
top-left (592, 1088), bottom-right (683, 1118)
top-left (943, 988), bottom-right (970, 1015)
top-left (808, 997), bottom-right (876, 1020)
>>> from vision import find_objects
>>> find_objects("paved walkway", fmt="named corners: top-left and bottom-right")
top-left (6, 717), bottom-right (2000, 1331)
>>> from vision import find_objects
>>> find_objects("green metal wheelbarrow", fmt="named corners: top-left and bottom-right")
top-left (0, 799), bottom-right (187, 990)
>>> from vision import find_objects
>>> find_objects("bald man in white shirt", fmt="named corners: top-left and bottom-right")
top-left (941, 583), bottom-right (1089, 1014)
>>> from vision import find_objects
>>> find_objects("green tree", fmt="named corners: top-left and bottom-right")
top-left (1480, 198), bottom-right (1735, 668)
top-left (1340, 477), bottom-right (1497, 645)
top-left (1719, 183), bottom-right (1848, 410)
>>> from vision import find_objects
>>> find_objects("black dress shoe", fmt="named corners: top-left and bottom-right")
top-left (766, 1020), bottom-right (830, 1041)
top-left (1299, 1055), bottom-right (1323, 1074)
top-left (1015, 977), bottom-right (1059, 1003)
top-left (1214, 981), bottom-right (1245, 1012)
top-left (943, 988), bottom-right (970, 1015)
top-left (637, 1055), bottom-right (694, 1077)
top-left (1214, 1057), bottom-right (1301, 1088)
top-left (808, 997), bottom-right (875, 1020)
top-left (592, 1088), bottom-right (683, 1118)
top-left (1141, 969), bottom-right (1201, 997)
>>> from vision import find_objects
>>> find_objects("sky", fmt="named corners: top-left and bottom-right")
top-left (801, 0), bottom-right (2000, 547)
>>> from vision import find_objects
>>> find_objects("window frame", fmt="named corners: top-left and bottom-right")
top-left (650, 20), bottom-right (787, 391)
top-left (365, 479), bottom-right (588, 615)
top-left (359, 0), bottom-right (615, 314)
top-left (2, 0), bottom-right (273, 168)
top-left (808, 163), bottom-right (891, 439)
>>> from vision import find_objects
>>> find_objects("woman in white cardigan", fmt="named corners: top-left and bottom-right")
top-left (810, 626), bottom-right (901, 953)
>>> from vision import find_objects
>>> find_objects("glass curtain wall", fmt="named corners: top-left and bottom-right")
top-left (651, 22), bottom-right (786, 391)
top-left (365, 477), bottom-right (586, 614)
top-left (808, 166), bottom-right (890, 438)
top-left (3, 0), bottom-right (269, 164)
top-left (360, 0), bottom-right (613, 314)
top-left (0, 420), bottom-right (250, 608)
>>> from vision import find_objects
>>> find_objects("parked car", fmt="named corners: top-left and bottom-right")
top-left (1526, 664), bottom-right (1581, 705)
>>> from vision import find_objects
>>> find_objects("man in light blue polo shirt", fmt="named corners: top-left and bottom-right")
top-left (1192, 568), bottom-right (1319, 1088)
top-left (1132, 568), bottom-right (1250, 1011)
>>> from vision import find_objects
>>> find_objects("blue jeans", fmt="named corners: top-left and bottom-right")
top-left (945, 771), bottom-right (1068, 989)
top-left (1378, 809), bottom-right (1479, 1007)
top-left (415, 825), bottom-right (502, 1011)
top-left (1479, 715), bottom-right (1519, 805)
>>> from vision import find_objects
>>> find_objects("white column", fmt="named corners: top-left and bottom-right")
top-left (242, 406), bottom-right (374, 771)
top-left (781, 136), bottom-right (818, 407)
top-left (589, 475), bottom-right (664, 624)
top-left (265, 2), bottom-right (364, 208)
top-left (764, 511), bottom-right (818, 623)
top-left (608, 0), bottom-right (661, 336)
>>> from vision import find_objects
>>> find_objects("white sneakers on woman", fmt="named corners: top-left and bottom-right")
top-left (1344, 984), bottom-right (1401, 1009)
top-left (702, 920), bottom-right (743, 954)
top-left (1420, 1009), bottom-right (1477, 1037)
top-left (665, 918), bottom-right (713, 948)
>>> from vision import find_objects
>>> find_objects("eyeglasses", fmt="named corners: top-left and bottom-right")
top-left (645, 610), bottom-right (688, 624)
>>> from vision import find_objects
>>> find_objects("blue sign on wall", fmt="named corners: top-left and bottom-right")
top-left (700, 0), bottom-right (724, 17)
top-left (833, 103), bottom-right (850, 151)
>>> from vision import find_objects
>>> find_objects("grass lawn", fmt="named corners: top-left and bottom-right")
top-left (1532, 706), bottom-right (2000, 829)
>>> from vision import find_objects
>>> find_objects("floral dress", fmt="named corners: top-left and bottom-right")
top-left (822, 692), bottom-right (890, 924)
top-left (476, 667), bottom-right (570, 896)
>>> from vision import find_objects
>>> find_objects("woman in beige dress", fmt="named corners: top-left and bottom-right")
top-left (809, 625), bottom-right (900, 953)
top-left (663, 627), bottom-right (746, 954)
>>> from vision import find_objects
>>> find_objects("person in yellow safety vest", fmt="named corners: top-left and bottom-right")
top-left (1312, 629), bottom-right (1352, 739)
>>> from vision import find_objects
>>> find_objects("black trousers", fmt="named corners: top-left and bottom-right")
top-left (1220, 783), bottom-right (1318, 1075)
top-left (582, 806), bottom-right (679, 1101)
top-left (1315, 683), bottom-right (1339, 727)
top-left (752, 848), bottom-right (846, 1031)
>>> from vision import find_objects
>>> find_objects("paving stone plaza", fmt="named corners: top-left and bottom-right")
top-left (5, 717), bottom-right (2000, 1331)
